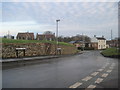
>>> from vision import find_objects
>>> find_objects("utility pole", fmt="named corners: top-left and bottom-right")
top-left (111, 29), bottom-right (112, 40)
top-left (56, 19), bottom-right (60, 55)
top-left (111, 29), bottom-right (112, 47)
top-left (8, 30), bottom-right (10, 39)
top-left (82, 33), bottom-right (84, 51)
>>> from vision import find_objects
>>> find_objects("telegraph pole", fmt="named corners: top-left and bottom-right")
top-left (111, 29), bottom-right (112, 40)
top-left (56, 19), bottom-right (60, 55)
top-left (82, 33), bottom-right (84, 51)
top-left (111, 29), bottom-right (113, 47)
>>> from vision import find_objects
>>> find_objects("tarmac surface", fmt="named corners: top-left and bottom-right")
top-left (2, 51), bottom-right (118, 88)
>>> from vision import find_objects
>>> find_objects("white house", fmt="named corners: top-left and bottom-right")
top-left (91, 35), bottom-right (106, 50)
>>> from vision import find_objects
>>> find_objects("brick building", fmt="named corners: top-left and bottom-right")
top-left (36, 31), bottom-right (55, 41)
top-left (16, 32), bottom-right (34, 40)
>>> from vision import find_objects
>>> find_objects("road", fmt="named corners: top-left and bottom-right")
top-left (2, 51), bottom-right (118, 88)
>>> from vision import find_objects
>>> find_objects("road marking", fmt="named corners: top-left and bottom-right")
top-left (101, 73), bottom-right (108, 78)
top-left (95, 78), bottom-right (103, 84)
top-left (82, 76), bottom-right (92, 81)
top-left (106, 70), bottom-right (112, 73)
top-left (86, 85), bottom-right (96, 89)
top-left (97, 69), bottom-right (103, 72)
top-left (91, 72), bottom-right (99, 76)
top-left (69, 82), bottom-right (82, 88)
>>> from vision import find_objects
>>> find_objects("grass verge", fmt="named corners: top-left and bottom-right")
top-left (101, 47), bottom-right (120, 57)
top-left (2, 38), bottom-right (74, 46)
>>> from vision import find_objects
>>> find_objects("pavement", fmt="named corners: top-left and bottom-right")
top-left (2, 51), bottom-right (118, 89)
top-left (1, 51), bottom-right (83, 63)
top-left (2, 52), bottom-right (83, 69)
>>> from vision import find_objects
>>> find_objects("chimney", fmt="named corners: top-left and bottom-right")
top-left (102, 35), bottom-right (104, 38)
top-left (94, 35), bottom-right (96, 37)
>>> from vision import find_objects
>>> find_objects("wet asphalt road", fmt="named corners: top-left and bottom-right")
top-left (2, 51), bottom-right (118, 88)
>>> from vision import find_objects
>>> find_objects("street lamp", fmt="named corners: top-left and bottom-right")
top-left (56, 19), bottom-right (60, 55)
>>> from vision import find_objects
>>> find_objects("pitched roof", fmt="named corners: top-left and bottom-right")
top-left (69, 41), bottom-right (76, 44)
top-left (37, 34), bottom-right (55, 38)
top-left (96, 37), bottom-right (106, 40)
top-left (17, 32), bottom-right (34, 37)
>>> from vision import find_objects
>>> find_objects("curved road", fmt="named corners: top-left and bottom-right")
top-left (3, 51), bottom-right (118, 88)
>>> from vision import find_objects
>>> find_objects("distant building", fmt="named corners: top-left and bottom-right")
top-left (91, 35), bottom-right (106, 49)
top-left (106, 39), bottom-right (119, 48)
top-left (36, 31), bottom-right (55, 41)
top-left (16, 32), bottom-right (34, 40)
top-left (3, 34), bottom-right (14, 39)
top-left (69, 40), bottom-right (90, 48)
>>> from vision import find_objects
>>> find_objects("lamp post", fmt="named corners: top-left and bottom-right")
top-left (56, 19), bottom-right (60, 55)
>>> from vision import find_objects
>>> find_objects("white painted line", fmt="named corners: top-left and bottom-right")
top-left (101, 73), bottom-right (108, 78)
top-left (106, 70), bottom-right (112, 73)
top-left (87, 85), bottom-right (96, 88)
top-left (91, 72), bottom-right (99, 76)
top-left (98, 69), bottom-right (103, 72)
top-left (82, 76), bottom-right (92, 81)
top-left (69, 82), bottom-right (82, 88)
top-left (95, 78), bottom-right (103, 84)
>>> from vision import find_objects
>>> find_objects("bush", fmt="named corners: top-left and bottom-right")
top-left (77, 47), bottom-right (94, 50)
top-left (77, 47), bottom-right (83, 51)
top-left (84, 47), bottom-right (94, 50)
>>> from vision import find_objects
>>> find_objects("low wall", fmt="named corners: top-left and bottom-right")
top-left (2, 43), bottom-right (77, 58)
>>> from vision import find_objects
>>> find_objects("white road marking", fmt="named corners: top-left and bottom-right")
top-left (91, 72), bottom-right (99, 76)
top-left (82, 76), bottom-right (92, 81)
top-left (98, 69), bottom-right (103, 72)
top-left (86, 85), bottom-right (96, 89)
top-left (106, 70), bottom-right (112, 73)
top-left (95, 78), bottom-right (103, 84)
top-left (69, 82), bottom-right (82, 88)
top-left (101, 73), bottom-right (108, 78)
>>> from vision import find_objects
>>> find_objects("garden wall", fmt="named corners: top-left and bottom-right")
top-left (2, 43), bottom-right (77, 58)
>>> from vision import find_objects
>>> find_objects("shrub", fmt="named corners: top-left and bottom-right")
top-left (84, 47), bottom-right (94, 50)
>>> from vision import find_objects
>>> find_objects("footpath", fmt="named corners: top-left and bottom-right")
top-left (1, 52), bottom-right (83, 69)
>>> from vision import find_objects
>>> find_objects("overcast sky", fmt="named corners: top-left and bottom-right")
top-left (1, 0), bottom-right (119, 40)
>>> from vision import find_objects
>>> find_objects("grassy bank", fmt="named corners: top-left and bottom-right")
top-left (101, 47), bottom-right (120, 57)
top-left (2, 38), bottom-right (74, 46)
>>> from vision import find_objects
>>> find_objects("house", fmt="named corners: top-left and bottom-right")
top-left (69, 40), bottom-right (90, 48)
top-left (106, 39), bottom-right (119, 48)
top-left (36, 31), bottom-right (55, 41)
top-left (91, 35), bottom-right (106, 50)
top-left (69, 40), bottom-right (85, 47)
top-left (16, 32), bottom-right (34, 40)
